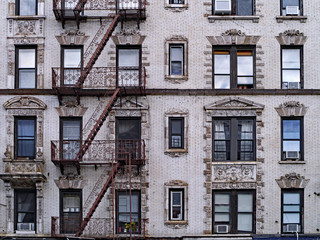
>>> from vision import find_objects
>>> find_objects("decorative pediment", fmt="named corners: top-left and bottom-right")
top-left (54, 174), bottom-right (86, 189)
top-left (113, 97), bottom-right (148, 110)
top-left (55, 103), bottom-right (88, 117)
top-left (275, 101), bottom-right (308, 117)
top-left (207, 29), bottom-right (261, 45)
top-left (4, 96), bottom-right (47, 110)
top-left (111, 29), bottom-right (146, 45)
top-left (276, 173), bottom-right (309, 188)
top-left (205, 97), bottom-right (264, 111)
top-left (276, 30), bottom-right (307, 45)
top-left (213, 165), bottom-right (256, 183)
top-left (56, 30), bottom-right (89, 45)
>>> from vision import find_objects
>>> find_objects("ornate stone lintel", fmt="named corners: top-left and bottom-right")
top-left (111, 30), bottom-right (146, 45)
top-left (275, 101), bottom-right (308, 117)
top-left (213, 165), bottom-right (256, 183)
top-left (54, 174), bottom-right (86, 189)
top-left (207, 29), bottom-right (261, 45)
top-left (55, 103), bottom-right (88, 117)
top-left (56, 30), bottom-right (89, 45)
top-left (276, 173), bottom-right (310, 189)
top-left (276, 30), bottom-right (307, 45)
top-left (3, 96), bottom-right (47, 110)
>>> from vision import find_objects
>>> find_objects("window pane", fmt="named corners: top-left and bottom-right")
top-left (282, 70), bottom-right (300, 83)
top-left (282, 49), bottom-right (300, 68)
top-left (172, 192), bottom-right (181, 205)
top-left (215, 141), bottom-right (227, 151)
top-left (237, 77), bottom-right (254, 85)
top-left (172, 206), bottom-right (182, 219)
top-left (17, 192), bottom-right (35, 211)
top-left (284, 205), bottom-right (300, 211)
top-left (237, 56), bottom-right (253, 76)
top-left (117, 119), bottom-right (140, 140)
top-left (240, 141), bottom-right (253, 151)
top-left (215, 213), bottom-right (229, 222)
top-left (238, 213), bottom-right (252, 231)
top-left (238, 120), bottom-right (253, 139)
top-left (19, 49), bottom-right (35, 68)
top-left (63, 120), bottom-right (81, 140)
top-left (283, 213), bottom-right (300, 224)
top-left (283, 0), bottom-right (299, 8)
top-left (284, 193), bottom-right (300, 204)
top-left (119, 49), bottom-right (139, 67)
top-left (18, 213), bottom-right (35, 223)
top-left (17, 140), bottom-right (35, 157)
top-left (64, 49), bottom-right (81, 68)
top-left (214, 53), bottom-right (230, 74)
top-left (171, 119), bottom-right (182, 135)
top-left (19, 0), bottom-right (37, 15)
top-left (215, 205), bottom-right (229, 212)
top-left (238, 194), bottom-right (253, 212)
top-left (63, 195), bottom-right (80, 212)
top-left (215, 76), bottom-right (230, 89)
top-left (215, 194), bottom-right (229, 204)
top-left (170, 46), bottom-right (183, 61)
top-left (171, 62), bottom-right (182, 75)
top-left (18, 120), bottom-right (35, 137)
top-left (283, 141), bottom-right (300, 151)
top-left (214, 120), bottom-right (230, 139)
top-left (19, 70), bottom-right (36, 88)
top-left (283, 120), bottom-right (300, 139)
top-left (237, 0), bottom-right (253, 15)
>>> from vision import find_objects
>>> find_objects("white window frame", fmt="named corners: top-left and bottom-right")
top-left (170, 189), bottom-right (183, 220)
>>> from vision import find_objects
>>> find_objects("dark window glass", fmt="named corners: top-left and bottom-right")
top-left (117, 191), bottom-right (140, 234)
top-left (16, 0), bottom-right (37, 15)
top-left (282, 47), bottom-right (302, 89)
top-left (213, 0), bottom-right (254, 15)
top-left (16, 47), bottom-right (36, 89)
top-left (237, 0), bottom-right (253, 15)
top-left (169, 118), bottom-right (184, 149)
top-left (282, 190), bottom-right (303, 233)
top-left (213, 190), bottom-right (255, 233)
top-left (281, 0), bottom-right (301, 16)
top-left (169, 0), bottom-right (184, 3)
top-left (15, 190), bottom-right (36, 231)
top-left (282, 118), bottom-right (302, 160)
top-left (62, 47), bottom-right (82, 85)
top-left (169, 45), bottom-right (184, 75)
top-left (169, 189), bottom-right (184, 220)
top-left (61, 118), bottom-right (82, 160)
top-left (15, 118), bottom-right (36, 158)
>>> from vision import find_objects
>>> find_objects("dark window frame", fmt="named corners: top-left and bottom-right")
top-left (14, 189), bottom-right (36, 232)
top-left (116, 190), bottom-right (141, 234)
top-left (169, 188), bottom-right (184, 221)
top-left (280, 0), bottom-right (303, 16)
top-left (281, 45), bottom-right (303, 89)
top-left (15, 45), bottom-right (37, 89)
top-left (14, 117), bottom-right (36, 159)
top-left (212, 190), bottom-right (256, 234)
top-left (15, 0), bottom-right (38, 16)
top-left (212, 117), bottom-right (256, 161)
top-left (213, 0), bottom-right (255, 16)
top-left (281, 117), bottom-right (303, 161)
top-left (169, 44), bottom-right (185, 76)
top-left (60, 189), bottom-right (82, 234)
top-left (60, 45), bottom-right (83, 86)
top-left (212, 45), bottom-right (256, 89)
top-left (169, 117), bottom-right (184, 149)
top-left (281, 189), bottom-right (304, 233)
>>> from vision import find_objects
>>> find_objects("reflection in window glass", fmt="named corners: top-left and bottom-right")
top-left (237, 0), bottom-right (253, 15)
top-left (19, 0), bottom-right (37, 15)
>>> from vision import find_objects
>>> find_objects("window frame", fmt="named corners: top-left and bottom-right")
top-left (169, 44), bottom-right (185, 76)
top-left (281, 46), bottom-right (303, 89)
top-left (212, 117), bottom-right (256, 162)
top-left (213, 0), bottom-right (255, 16)
top-left (169, 189), bottom-right (184, 221)
top-left (169, 117), bottom-right (184, 149)
top-left (15, 46), bottom-right (37, 89)
top-left (15, 0), bottom-right (38, 16)
top-left (169, 0), bottom-right (185, 3)
top-left (281, 117), bottom-right (303, 161)
top-left (280, 0), bottom-right (302, 16)
top-left (212, 45), bottom-right (256, 89)
top-left (61, 45), bottom-right (83, 86)
top-left (116, 190), bottom-right (141, 234)
top-left (281, 189), bottom-right (304, 233)
top-left (14, 117), bottom-right (36, 159)
top-left (14, 189), bottom-right (36, 232)
top-left (212, 190), bottom-right (256, 234)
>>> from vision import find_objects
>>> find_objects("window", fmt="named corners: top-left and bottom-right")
top-left (60, 118), bottom-right (82, 160)
top-left (213, 46), bottom-right (255, 89)
top-left (117, 191), bottom-right (140, 234)
top-left (282, 118), bottom-right (303, 161)
top-left (213, 118), bottom-right (255, 161)
top-left (281, 0), bottom-right (302, 16)
top-left (169, 189), bottom-right (184, 221)
top-left (213, 190), bottom-right (255, 233)
top-left (60, 190), bottom-right (82, 234)
top-left (281, 46), bottom-right (303, 89)
top-left (16, 0), bottom-right (37, 16)
top-left (117, 46), bottom-right (141, 87)
top-left (169, 44), bottom-right (184, 76)
top-left (169, 0), bottom-right (185, 4)
top-left (169, 118), bottom-right (184, 149)
top-left (62, 47), bottom-right (83, 85)
top-left (15, 46), bottom-right (37, 89)
top-left (282, 190), bottom-right (303, 233)
top-left (15, 117), bottom-right (36, 159)
top-left (213, 0), bottom-right (254, 16)
top-left (15, 189), bottom-right (36, 232)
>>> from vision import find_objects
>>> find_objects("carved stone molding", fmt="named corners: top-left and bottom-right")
top-left (113, 97), bottom-right (149, 111)
top-left (111, 29), bottom-right (146, 45)
top-left (212, 182), bottom-right (257, 189)
top-left (207, 29), bottom-right (261, 45)
top-left (4, 96), bottom-right (47, 110)
top-left (56, 30), bottom-right (89, 45)
top-left (55, 103), bottom-right (88, 117)
top-left (276, 30), bottom-right (307, 45)
top-left (213, 165), bottom-right (256, 183)
top-left (164, 180), bottom-right (188, 187)
top-left (275, 101), bottom-right (308, 117)
top-left (276, 173), bottom-right (310, 188)
top-left (54, 174), bottom-right (86, 189)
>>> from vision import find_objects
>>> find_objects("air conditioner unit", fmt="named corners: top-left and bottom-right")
top-left (288, 82), bottom-right (300, 89)
top-left (17, 223), bottom-right (34, 231)
top-left (286, 6), bottom-right (299, 15)
top-left (285, 151), bottom-right (299, 160)
top-left (216, 224), bottom-right (229, 233)
top-left (214, 0), bottom-right (231, 14)
top-left (285, 224), bottom-right (300, 233)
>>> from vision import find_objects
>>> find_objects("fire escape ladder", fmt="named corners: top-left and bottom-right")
top-left (76, 161), bottom-right (120, 237)
top-left (73, 0), bottom-right (88, 28)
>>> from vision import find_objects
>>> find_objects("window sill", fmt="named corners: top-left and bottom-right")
top-left (7, 16), bottom-right (46, 20)
top-left (165, 149), bottom-right (188, 158)
top-left (165, 75), bottom-right (188, 84)
top-left (276, 15), bottom-right (307, 23)
top-left (279, 160), bottom-right (305, 164)
top-left (208, 15), bottom-right (260, 23)
top-left (165, 220), bottom-right (188, 225)
top-left (212, 161), bottom-right (257, 165)
top-left (165, 4), bottom-right (188, 12)
top-left (15, 230), bottom-right (36, 234)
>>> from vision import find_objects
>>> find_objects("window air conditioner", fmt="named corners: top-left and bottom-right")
top-left (216, 224), bottom-right (229, 233)
top-left (285, 224), bottom-right (300, 233)
top-left (285, 151), bottom-right (299, 160)
top-left (288, 82), bottom-right (300, 89)
top-left (17, 223), bottom-right (34, 231)
top-left (286, 6), bottom-right (299, 16)
top-left (214, 0), bottom-right (231, 14)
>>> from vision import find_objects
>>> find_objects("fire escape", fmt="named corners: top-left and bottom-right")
top-left (51, 0), bottom-right (147, 237)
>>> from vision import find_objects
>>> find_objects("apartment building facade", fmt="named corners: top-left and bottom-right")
top-left (0, 0), bottom-right (319, 239)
